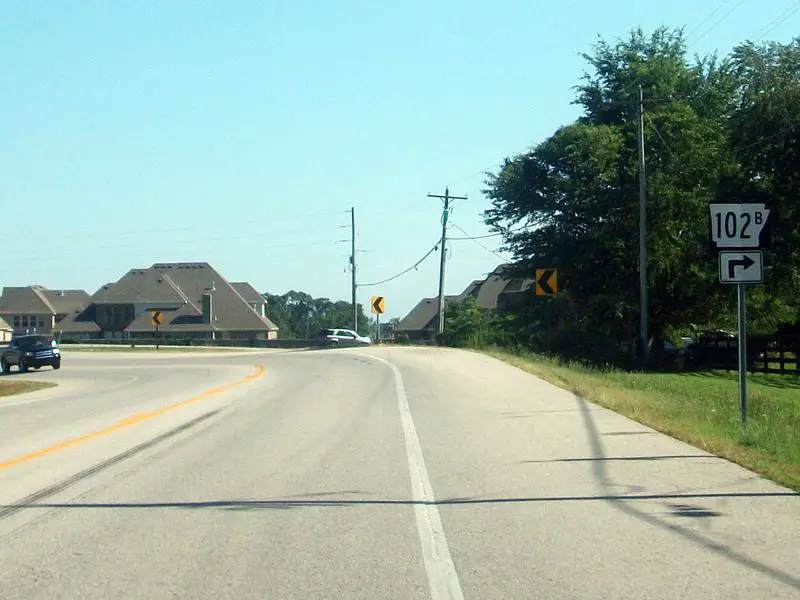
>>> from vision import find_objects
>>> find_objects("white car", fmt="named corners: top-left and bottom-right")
top-left (316, 328), bottom-right (372, 346)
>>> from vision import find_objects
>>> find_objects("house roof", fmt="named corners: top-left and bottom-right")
top-left (0, 285), bottom-right (90, 315)
top-left (88, 262), bottom-right (278, 332)
top-left (396, 264), bottom-right (534, 333)
top-left (92, 269), bottom-right (192, 308)
top-left (395, 295), bottom-right (459, 332)
top-left (40, 289), bottom-right (92, 315)
top-left (53, 311), bottom-right (102, 334)
top-left (231, 282), bottom-right (264, 305)
top-left (458, 280), bottom-right (483, 299)
top-left (124, 303), bottom-right (210, 333)
top-left (0, 286), bottom-right (54, 314)
top-left (0, 316), bottom-right (11, 332)
top-left (472, 264), bottom-right (533, 310)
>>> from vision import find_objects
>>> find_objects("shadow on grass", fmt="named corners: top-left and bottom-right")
top-left (677, 370), bottom-right (800, 391)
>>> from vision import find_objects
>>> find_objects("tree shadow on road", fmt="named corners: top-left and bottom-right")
top-left (8, 488), bottom-right (796, 513)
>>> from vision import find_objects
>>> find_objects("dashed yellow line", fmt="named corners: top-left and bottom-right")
top-left (0, 364), bottom-right (265, 470)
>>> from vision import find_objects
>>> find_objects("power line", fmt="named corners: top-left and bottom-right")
top-left (735, 123), bottom-right (799, 153)
top-left (449, 222), bottom-right (508, 261)
top-left (357, 240), bottom-right (441, 288)
top-left (447, 230), bottom-right (504, 240)
top-left (645, 113), bottom-right (673, 155)
top-left (686, 0), bottom-right (737, 40)
top-left (2, 237), bottom-right (343, 261)
top-left (691, 0), bottom-right (748, 46)
top-left (754, 0), bottom-right (800, 40)
top-left (448, 222), bottom-right (527, 240)
top-left (15, 209), bottom-right (349, 244)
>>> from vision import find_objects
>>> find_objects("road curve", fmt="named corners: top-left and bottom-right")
top-left (0, 347), bottom-right (797, 599)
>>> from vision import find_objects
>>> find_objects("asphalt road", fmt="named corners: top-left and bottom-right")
top-left (0, 347), bottom-right (797, 599)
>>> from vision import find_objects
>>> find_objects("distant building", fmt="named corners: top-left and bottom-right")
top-left (0, 286), bottom-right (91, 336)
top-left (55, 262), bottom-right (278, 341)
top-left (394, 295), bottom-right (461, 342)
top-left (0, 316), bottom-right (12, 342)
top-left (395, 264), bottom-right (533, 341)
top-left (461, 264), bottom-right (533, 312)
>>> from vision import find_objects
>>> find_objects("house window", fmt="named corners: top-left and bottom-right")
top-left (38, 317), bottom-right (46, 328)
top-left (13, 316), bottom-right (20, 327)
top-left (21, 316), bottom-right (29, 327)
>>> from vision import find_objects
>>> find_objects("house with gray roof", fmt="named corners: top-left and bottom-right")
top-left (395, 264), bottom-right (533, 341)
top-left (465, 264), bottom-right (533, 311)
top-left (56, 262), bottom-right (278, 341)
top-left (231, 282), bottom-right (268, 319)
top-left (394, 295), bottom-right (461, 342)
top-left (0, 285), bottom-right (91, 336)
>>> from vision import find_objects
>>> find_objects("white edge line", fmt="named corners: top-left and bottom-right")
top-left (368, 354), bottom-right (464, 600)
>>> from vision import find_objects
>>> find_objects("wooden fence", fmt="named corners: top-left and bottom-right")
top-left (691, 333), bottom-right (799, 375)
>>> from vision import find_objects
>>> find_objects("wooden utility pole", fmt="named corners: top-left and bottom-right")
top-left (351, 207), bottom-right (358, 333)
top-left (637, 84), bottom-right (649, 361)
top-left (428, 187), bottom-right (467, 336)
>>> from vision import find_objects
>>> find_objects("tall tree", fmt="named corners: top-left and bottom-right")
top-left (724, 39), bottom-right (800, 330)
top-left (484, 28), bottom-right (761, 359)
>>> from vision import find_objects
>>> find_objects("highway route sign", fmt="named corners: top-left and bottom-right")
top-left (709, 203), bottom-right (771, 249)
top-left (719, 251), bottom-right (763, 284)
top-left (151, 311), bottom-right (164, 326)
top-left (535, 269), bottom-right (557, 296)
top-left (371, 296), bottom-right (385, 315)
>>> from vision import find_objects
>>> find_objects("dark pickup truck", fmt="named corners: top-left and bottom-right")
top-left (0, 334), bottom-right (61, 373)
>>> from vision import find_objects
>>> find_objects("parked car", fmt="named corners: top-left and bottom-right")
top-left (0, 334), bottom-right (61, 373)
top-left (315, 328), bottom-right (372, 346)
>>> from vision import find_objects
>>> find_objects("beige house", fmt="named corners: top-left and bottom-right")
top-left (0, 286), bottom-right (90, 336)
top-left (0, 316), bottom-right (12, 342)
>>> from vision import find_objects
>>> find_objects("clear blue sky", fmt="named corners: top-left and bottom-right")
top-left (2, 1), bottom-right (797, 319)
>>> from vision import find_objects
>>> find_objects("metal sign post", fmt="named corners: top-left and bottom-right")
top-left (737, 283), bottom-right (747, 428)
top-left (151, 311), bottom-right (164, 352)
top-left (709, 203), bottom-right (771, 430)
top-left (371, 296), bottom-right (385, 345)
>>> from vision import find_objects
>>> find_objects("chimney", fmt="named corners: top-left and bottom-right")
top-left (202, 292), bottom-right (214, 325)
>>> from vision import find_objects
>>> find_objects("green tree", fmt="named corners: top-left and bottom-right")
top-left (440, 296), bottom-right (495, 348)
top-left (724, 39), bottom-right (800, 331)
top-left (262, 291), bottom-right (369, 339)
top-left (483, 28), bottom-right (789, 361)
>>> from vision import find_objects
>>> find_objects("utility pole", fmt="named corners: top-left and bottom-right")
top-left (428, 187), bottom-right (467, 336)
top-left (637, 84), bottom-right (649, 362)
top-left (351, 206), bottom-right (358, 333)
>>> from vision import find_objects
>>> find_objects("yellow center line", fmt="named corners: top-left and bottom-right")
top-left (0, 364), bottom-right (266, 470)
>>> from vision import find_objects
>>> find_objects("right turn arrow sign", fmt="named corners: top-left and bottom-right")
top-left (719, 251), bottom-right (763, 284)
top-left (727, 254), bottom-right (755, 279)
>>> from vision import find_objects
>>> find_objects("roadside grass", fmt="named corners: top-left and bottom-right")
top-left (486, 349), bottom-right (800, 491)
top-left (0, 380), bottom-right (57, 398)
